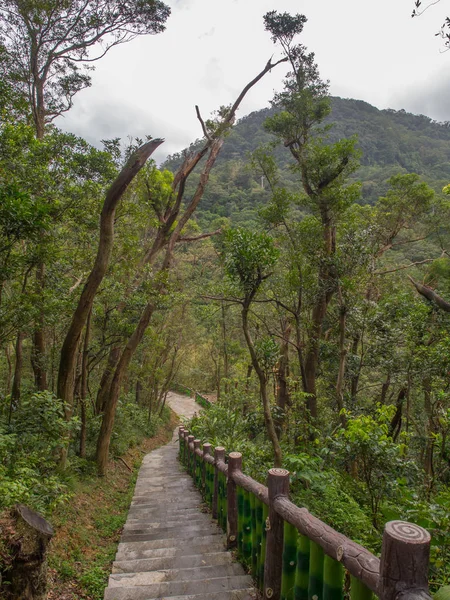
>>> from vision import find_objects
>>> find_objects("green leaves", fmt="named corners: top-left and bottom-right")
top-left (223, 228), bottom-right (278, 295)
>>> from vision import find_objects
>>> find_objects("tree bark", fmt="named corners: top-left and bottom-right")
top-left (335, 297), bottom-right (348, 428)
top-left (79, 309), bottom-right (91, 458)
top-left (96, 301), bottom-right (156, 475)
top-left (275, 319), bottom-right (291, 437)
top-left (303, 216), bottom-right (336, 420)
top-left (11, 331), bottom-right (25, 409)
top-left (31, 263), bottom-right (48, 391)
top-left (242, 299), bottom-right (282, 467)
top-left (8, 504), bottom-right (54, 600)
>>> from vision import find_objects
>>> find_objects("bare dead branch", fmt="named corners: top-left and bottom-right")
top-left (408, 276), bottom-right (450, 312)
top-left (195, 105), bottom-right (211, 141)
top-left (178, 228), bottom-right (222, 243)
top-left (375, 258), bottom-right (437, 275)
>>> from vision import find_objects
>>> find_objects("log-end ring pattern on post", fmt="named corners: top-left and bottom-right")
top-left (385, 521), bottom-right (431, 544)
top-left (268, 468), bottom-right (289, 477)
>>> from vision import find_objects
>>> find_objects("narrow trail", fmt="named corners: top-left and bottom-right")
top-left (103, 392), bottom-right (255, 600)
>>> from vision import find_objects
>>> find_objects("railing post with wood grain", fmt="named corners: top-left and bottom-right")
top-left (177, 430), bottom-right (433, 600)
top-left (178, 426), bottom-right (185, 462)
top-left (187, 435), bottom-right (194, 475)
top-left (213, 446), bottom-right (225, 520)
top-left (227, 452), bottom-right (242, 549)
top-left (193, 439), bottom-right (201, 488)
top-left (264, 468), bottom-right (290, 600)
top-left (202, 442), bottom-right (212, 501)
top-left (379, 521), bottom-right (432, 600)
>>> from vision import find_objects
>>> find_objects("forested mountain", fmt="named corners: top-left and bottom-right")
top-left (164, 97), bottom-right (450, 228)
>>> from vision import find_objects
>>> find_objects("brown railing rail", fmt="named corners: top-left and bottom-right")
top-left (178, 426), bottom-right (432, 600)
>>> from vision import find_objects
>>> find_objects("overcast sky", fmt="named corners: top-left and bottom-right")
top-left (56, 0), bottom-right (450, 164)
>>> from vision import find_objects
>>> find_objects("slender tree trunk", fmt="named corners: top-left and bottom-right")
top-left (32, 263), bottom-right (48, 391)
top-left (96, 302), bottom-right (156, 474)
top-left (303, 218), bottom-right (336, 420)
top-left (95, 346), bottom-right (121, 414)
top-left (135, 379), bottom-right (142, 405)
top-left (423, 378), bottom-right (435, 490)
top-left (380, 374), bottom-right (391, 405)
top-left (335, 297), bottom-right (347, 428)
top-left (242, 300), bottom-right (282, 467)
top-left (10, 331), bottom-right (25, 412)
top-left (350, 334), bottom-right (360, 402)
top-left (275, 320), bottom-right (290, 437)
top-left (389, 386), bottom-right (407, 441)
top-left (221, 302), bottom-right (229, 395)
top-left (79, 309), bottom-right (91, 458)
top-left (5, 344), bottom-right (12, 397)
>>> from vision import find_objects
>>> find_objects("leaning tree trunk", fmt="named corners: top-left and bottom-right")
top-left (7, 504), bottom-right (54, 600)
top-left (57, 140), bottom-right (163, 468)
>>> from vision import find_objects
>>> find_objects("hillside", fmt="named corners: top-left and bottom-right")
top-left (164, 97), bottom-right (450, 228)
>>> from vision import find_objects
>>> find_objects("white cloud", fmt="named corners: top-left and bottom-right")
top-left (55, 0), bottom-right (450, 161)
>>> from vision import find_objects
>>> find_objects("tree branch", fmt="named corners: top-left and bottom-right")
top-left (408, 276), bottom-right (450, 312)
top-left (195, 105), bottom-right (211, 141)
top-left (177, 228), bottom-right (221, 243)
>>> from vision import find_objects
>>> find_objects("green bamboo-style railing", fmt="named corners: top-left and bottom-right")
top-left (178, 426), bottom-right (432, 600)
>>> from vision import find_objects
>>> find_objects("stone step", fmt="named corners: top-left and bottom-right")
top-left (104, 575), bottom-right (253, 598)
top-left (116, 542), bottom-right (226, 561)
top-left (109, 563), bottom-right (245, 582)
top-left (116, 534), bottom-right (225, 553)
top-left (126, 508), bottom-right (203, 521)
top-left (123, 516), bottom-right (207, 531)
top-left (120, 523), bottom-right (219, 543)
top-left (105, 588), bottom-right (255, 599)
top-left (112, 552), bottom-right (233, 573)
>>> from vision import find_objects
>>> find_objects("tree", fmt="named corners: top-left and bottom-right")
top-left (0, 0), bottom-right (170, 138)
top-left (94, 56), bottom-right (288, 474)
top-left (223, 227), bottom-right (282, 466)
top-left (263, 10), bottom-right (361, 420)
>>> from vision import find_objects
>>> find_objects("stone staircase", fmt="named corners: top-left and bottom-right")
top-left (104, 433), bottom-right (256, 600)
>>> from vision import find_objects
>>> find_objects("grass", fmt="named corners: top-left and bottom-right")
top-left (46, 409), bottom-right (179, 600)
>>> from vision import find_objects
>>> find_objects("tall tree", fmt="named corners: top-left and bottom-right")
top-left (95, 56), bottom-right (288, 474)
top-left (0, 0), bottom-right (170, 138)
top-left (263, 10), bottom-right (360, 420)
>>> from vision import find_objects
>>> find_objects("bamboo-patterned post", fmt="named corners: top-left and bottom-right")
top-left (193, 439), bottom-right (201, 487)
top-left (379, 521), bottom-right (432, 600)
top-left (178, 427), bottom-right (185, 460)
top-left (203, 443), bottom-right (212, 499)
top-left (227, 451), bottom-right (242, 549)
top-left (182, 430), bottom-right (189, 465)
top-left (187, 435), bottom-right (194, 475)
top-left (264, 468), bottom-right (290, 600)
top-left (213, 447), bottom-right (225, 519)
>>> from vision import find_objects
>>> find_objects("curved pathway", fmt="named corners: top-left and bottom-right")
top-left (104, 392), bottom-right (255, 600)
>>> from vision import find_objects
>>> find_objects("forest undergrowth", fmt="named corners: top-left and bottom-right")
top-left (0, 396), bottom-right (176, 600)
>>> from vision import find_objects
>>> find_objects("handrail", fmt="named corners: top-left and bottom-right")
top-left (178, 426), bottom-right (432, 600)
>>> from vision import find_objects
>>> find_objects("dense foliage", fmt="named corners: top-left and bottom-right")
top-left (2, 4), bottom-right (450, 596)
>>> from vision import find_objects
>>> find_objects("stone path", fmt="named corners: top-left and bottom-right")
top-left (104, 392), bottom-right (255, 600)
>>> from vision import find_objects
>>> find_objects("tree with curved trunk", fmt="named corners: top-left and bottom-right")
top-left (223, 227), bottom-right (282, 467)
top-left (95, 56), bottom-right (288, 474)
top-left (263, 10), bottom-right (360, 420)
top-left (57, 138), bottom-right (163, 435)
top-left (0, 0), bottom-right (170, 138)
